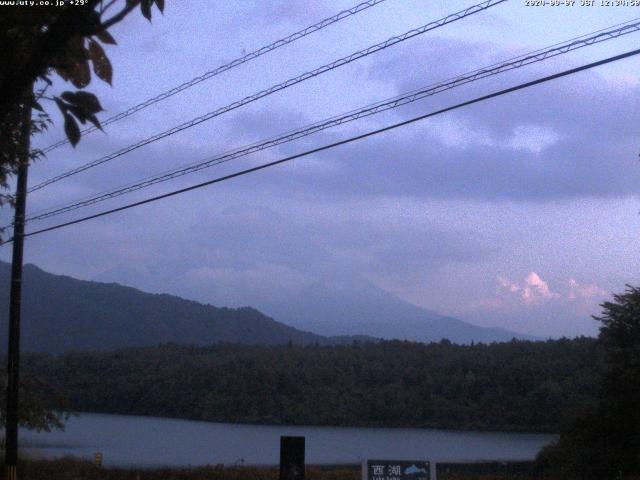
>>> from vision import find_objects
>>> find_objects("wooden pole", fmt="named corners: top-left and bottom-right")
top-left (4, 92), bottom-right (32, 480)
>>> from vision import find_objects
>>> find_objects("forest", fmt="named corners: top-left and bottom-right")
top-left (21, 337), bottom-right (603, 433)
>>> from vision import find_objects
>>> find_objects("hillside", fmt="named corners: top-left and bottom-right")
top-left (0, 262), bottom-right (364, 353)
top-left (95, 263), bottom-right (534, 344)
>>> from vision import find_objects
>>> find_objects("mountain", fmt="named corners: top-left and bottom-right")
top-left (249, 278), bottom-right (535, 344)
top-left (94, 263), bottom-right (535, 344)
top-left (0, 262), bottom-right (367, 354)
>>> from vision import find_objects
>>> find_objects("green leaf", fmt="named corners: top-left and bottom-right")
top-left (63, 112), bottom-right (80, 147)
top-left (88, 39), bottom-right (113, 85)
top-left (155, 0), bottom-right (164, 13)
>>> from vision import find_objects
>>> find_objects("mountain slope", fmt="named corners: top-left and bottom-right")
top-left (256, 278), bottom-right (535, 343)
top-left (0, 262), bottom-right (361, 354)
top-left (94, 263), bottom-right (534, 344)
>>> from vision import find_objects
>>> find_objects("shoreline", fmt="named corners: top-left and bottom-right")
top-left (64, 410), bottom-right (561, 435)
top-left (15, 413), bottom-right (554, 469)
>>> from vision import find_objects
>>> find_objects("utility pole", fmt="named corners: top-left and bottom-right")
top-left (4, 93), bottom-right (32, 480)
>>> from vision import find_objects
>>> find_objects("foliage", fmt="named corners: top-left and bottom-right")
top-left (0, 0), bottom-right (164, 215)
top-left (23, 337), bottom-right (603, 432)
top-left (534, 286), bottom-right (640, 479)
top-left (0, 92), bottom-right (49, 218)
top-left (0, 369), bottom-right (71, 432)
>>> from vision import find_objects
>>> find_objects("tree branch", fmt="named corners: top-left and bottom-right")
top-left (98, 1), bottom-right (140, 32)
top-left (0, 0), bottom-right (140, 118)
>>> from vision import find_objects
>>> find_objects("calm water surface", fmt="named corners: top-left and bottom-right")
top-left (21, 413), bottom-right (556, 467)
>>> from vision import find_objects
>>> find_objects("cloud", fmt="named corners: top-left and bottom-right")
top-left (492, 272), bottom-right (608, 311)
top-left (451, 272), bottom-right (611, 337)
top-left (178, 263), bottom-right (316, 306)
top-left (29, 32), bottom-right (640, 215)
top-left (568, 278), bottom-right (608, 303)
top-left (506, 125), bottom-right (560, 154)
top-left (522, 272), bottom-right (560, 304)
top-left (325, 35), bottom-right (640, 202)
top-left (11, 8), bottom-right (638, 343)
top-left (366, 37), bottom-right (494, 94)
top-left (497, 275), bottom-right (520, 293)
top-left (498, 272), bottom-right (559, 305)
top-left (178, 51), bottom-right (639, 204)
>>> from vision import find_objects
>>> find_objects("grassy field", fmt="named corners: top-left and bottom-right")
top-left (14, 458), bottom-right (348, 480)
top-left (8, 457), bottom-right (539, 480)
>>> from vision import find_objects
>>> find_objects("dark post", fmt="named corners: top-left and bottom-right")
top-left (279, 436), bottom-right (305, 480)
top-left (4, 95), bottom-right (32, 480)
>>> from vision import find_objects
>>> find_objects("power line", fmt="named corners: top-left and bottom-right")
top-left (28, 0), bottom-right (506, 194)
top-left (23, 19), bottom-right (640, 224)
top-left (40, 0), bottom-right (389, 154)
top-left (6, 47), bottom-right (639, 245)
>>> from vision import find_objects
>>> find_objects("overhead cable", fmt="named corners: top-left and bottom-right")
top-left (40, 0), bottom-right (390, 154)
top-left (6, 47), bottom-right (638, 244)
top-left (28, 0), bottom-right (507, 193)
top-left (24, 19), bottom-right (640, 223)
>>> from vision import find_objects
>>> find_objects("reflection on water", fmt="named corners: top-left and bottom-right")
top-left (21, 413), bottom-right (556, 467)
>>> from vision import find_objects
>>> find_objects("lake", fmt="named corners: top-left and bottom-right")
top-left (20, 413), bottom-right (556, 467)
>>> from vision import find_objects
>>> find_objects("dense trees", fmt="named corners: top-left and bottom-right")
top-left (21, 337), bottom-right (603, 432)
top-left (535, 286), bottom-right (640, 479)
top-left (0, 370), bottom-right (70, 432)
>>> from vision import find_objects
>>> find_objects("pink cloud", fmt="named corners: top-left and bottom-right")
top-left (522, 272), bottom-right (560, 304)
top-left (497, 272), bottom-right (559, 305)
top-left (568, 278), bottom-right (608, 303)
top-left (458, 273), bottom-right (610, 321)
top-left (497, 275), bottom-right (520, 293)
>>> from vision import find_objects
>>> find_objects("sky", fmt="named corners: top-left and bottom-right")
top-left (2, 0), bottom-right (640, 338)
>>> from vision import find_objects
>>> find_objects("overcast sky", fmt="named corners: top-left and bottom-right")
top-left (3, 0), bottom-right (640, 337)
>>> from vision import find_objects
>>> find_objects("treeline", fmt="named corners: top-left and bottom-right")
top-left (24, 338), bottom-right (603, 432)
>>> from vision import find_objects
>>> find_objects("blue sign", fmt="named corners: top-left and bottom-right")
top-left (366, 460), bottom-right (431, 480)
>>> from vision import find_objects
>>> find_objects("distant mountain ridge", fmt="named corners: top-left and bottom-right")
top-left (0, 262), bottom-right (368, 354)
top-left (95, 262), bottom-right (536, 344)
top-left (255, 278), bottom-right (536, 344)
